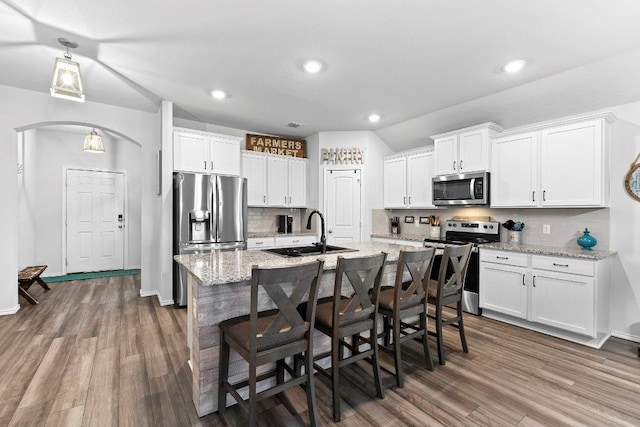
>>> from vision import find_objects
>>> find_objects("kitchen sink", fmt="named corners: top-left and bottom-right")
top-left (263, 244), bottom-right (356, 257)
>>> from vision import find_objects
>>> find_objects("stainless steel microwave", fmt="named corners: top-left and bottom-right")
top-left (432, 171), bottom-right (489, 206)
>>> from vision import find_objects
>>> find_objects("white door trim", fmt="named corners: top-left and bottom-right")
top-left (322, 166), bottom-right (364, 243)
top-left (62, 167), bottom-right (129, 275)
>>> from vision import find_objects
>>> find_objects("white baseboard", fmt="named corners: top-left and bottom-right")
top-left (611, 330), bottom-right (640, 343)
top-left (0, 304), bottom-right (21, 316)
top-left (139, 289), bottom-right (174, 307)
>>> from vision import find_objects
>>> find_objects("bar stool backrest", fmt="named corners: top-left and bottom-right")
top-left (394, 248), bottom-right (435, 309)
top-left (435, 244), bottom-right (472, 301)
top-left (250, 260), bottom-right (324, 354)
top-left (333, 253), bottom-right (387, 326)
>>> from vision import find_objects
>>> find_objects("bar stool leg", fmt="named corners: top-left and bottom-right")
top-left (305, 349), bottom-right (318, 427)
top-left (331, 335), bottom-right (341, 422)
top-left (421, 312), bottom-right (434, 371)
top-left (458, 302), bottom-right (469, 353)
top-left (371, 325), bottom-right (384, 399)
top-left (383, 316), bottom-right (390, 346)
top-left (249, 361), bottom-right (258, 426)
top-left (218, 335), bottom-right (230, 414)
top-left (393, 315), bottom-right (404, 388)
top-left (436, 305), bottom-right (446, 365)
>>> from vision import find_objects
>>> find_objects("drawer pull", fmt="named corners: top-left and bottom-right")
top-left (552, 263), bottom-right (569, 267)
top-left (255, 242), bottom-right (263, 245)
top-left (496, 256), bottom-right (509, 260)
top-left (533, 276), bottom-right (536, 287)
top-left (522, 274), bottom-right (526, 286)
top-left (293, 240), bottom-right (300, 243)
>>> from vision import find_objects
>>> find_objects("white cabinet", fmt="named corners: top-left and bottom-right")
top-left (383, 149), bottom-right (434, 209)
top-left (247, 235), bottom-right (316, 251)
top-left (247, 237), bottom-right (275, 250)
top-left (479, 248), bottom-right (611, 348)
top-left (479, 251), bottom-right (528, 319)
top-left (490, 114), bottom-right (610, 208)
top-left (173, 128), bottom-right (241, 176)
top-left (241, 152), bottom-right (268, 206)
top-left (432, 123), bottom-right (502, 175)
top-left (242, 151), bottom-right (307, 208)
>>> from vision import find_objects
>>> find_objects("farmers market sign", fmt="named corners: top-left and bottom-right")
top-left (246, 133), bottom-right (306, 158)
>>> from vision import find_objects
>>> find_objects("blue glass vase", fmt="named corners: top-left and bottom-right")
top-left (577, 228), bottom-right (597, 251)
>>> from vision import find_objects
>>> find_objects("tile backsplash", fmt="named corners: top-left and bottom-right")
top-left (374, 207), bottom-right (610, 250)
top-left (248, 207), bottom-right (312, 233)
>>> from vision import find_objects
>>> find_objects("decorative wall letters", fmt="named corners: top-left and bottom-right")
top-left (246, 133), bottom-right (306, 158)
top-left (321, 148), bottom-right (364, 165)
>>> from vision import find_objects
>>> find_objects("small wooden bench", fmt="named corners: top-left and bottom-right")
top-left (18, 265), bottom-right (50, 305)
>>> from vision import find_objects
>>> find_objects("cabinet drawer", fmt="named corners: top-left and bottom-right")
top-left (480, 250), bottom-right (528, 267)
top-left (532, 255), bottom-right (594, 277)
top-left (275, 235), bottom-right (316, 247)
top-left (247, 237), bottom-right (275, 250)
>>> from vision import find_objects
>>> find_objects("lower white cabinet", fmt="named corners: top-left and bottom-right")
top-left (479, 248), bottom-right (610, 348)
top-left (371, 237), bottom-right (424, 248)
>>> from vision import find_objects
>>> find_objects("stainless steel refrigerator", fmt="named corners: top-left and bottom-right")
top-left (173, 172), bottom-right (247, 307)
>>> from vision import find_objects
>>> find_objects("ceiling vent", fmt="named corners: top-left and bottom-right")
top-left (287, 121), bottom-right (304, 128)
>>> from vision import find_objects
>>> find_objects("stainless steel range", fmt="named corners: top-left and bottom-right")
top-left (424, 219), bottom-right (500, 315)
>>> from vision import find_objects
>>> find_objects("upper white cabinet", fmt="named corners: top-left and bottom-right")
top-left (241, 152), bottom-right (268, 206)
top-left (383, 148), bottom-right (435, 209)
top-left (491, 114), bottom-right (611, 208)
top-left (432, 123), bottom-right (502, 175)
top-left (173, 128), bottom-right (241, 176)
top-left (242, 151), bottom-right (307, 208)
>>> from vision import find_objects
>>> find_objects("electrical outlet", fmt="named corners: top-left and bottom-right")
top-left (543, 224), bottom-right (551, 235)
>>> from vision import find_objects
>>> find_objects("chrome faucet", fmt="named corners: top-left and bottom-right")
top-left (306, 210), bottom-right (326, 254)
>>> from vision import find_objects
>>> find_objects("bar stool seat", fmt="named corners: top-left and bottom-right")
top-left (218, 260), bottom-right (324, 427)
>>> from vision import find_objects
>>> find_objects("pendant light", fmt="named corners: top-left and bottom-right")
top-left (84, 129), bottom-right (105, 153)
top-left (50, 38), bottom-right (85, 102)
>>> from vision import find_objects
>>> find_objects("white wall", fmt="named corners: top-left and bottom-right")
top-left (0, 84), bottom-right (160, 315)
top-left (18, 128), bottom-right (142, 276)
top-left (310, 131), bottom-right (394, 240)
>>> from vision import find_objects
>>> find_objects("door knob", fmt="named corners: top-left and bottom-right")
top-left (328, 230), bottom-right (333, 234)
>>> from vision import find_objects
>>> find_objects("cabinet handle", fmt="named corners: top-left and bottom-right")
top-left (408, 196), bottom-right (411, 204)
top-left (204, 161), bottom-right (207, 170)
top-left (285, 196), bottom-right (288, 204)
top-left (533, 276), bottom-right (536, 287)
top-left (210, 161), bottom-right (213, 170)
top-left (496, 256), bottom-right (509, 260)
top-left (522, 274), bottom-right (526, 286)
top-left (403, 196), bottom-right (407, 204)
top-left (532, 191), bottom-right (535, 202)
top-left (453, 161), bottom-right (456, 171)
top-left (552, 263), bottom-right (569, 267)
top-left (459, 160), bottom-right (463, 170)
top-left (543, 190), bottom-right (546, 201)
top-left (255, 242), bottom-right (263, 245)
top-left (293, 240), bottom-right (299, 243)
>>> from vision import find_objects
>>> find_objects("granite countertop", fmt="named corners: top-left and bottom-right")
top-left (175, 241), bottom-right (433, 286)
top-left (370, 233), bottom-right (428, 242)
top-left (248, 231), bottom-right (317, 238)
top-left (480, 242), bottom-right (616, 260)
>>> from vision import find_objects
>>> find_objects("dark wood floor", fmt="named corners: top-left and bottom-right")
top-left (1, 274), bottom-right (639, 426)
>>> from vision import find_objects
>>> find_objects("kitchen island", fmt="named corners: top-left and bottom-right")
top-left (174, 241), bottom-right (423, 417)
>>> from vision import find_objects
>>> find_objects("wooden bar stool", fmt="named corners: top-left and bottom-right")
top-left (378, 248), bottom-right (436, 388)
top-left (18, 265), bottom-right (50, 305)
top-left (310, 252), bottom-right (387, 422)
top-left (218, 260), bottom-right (324, 427)
top-left (426, 244), bottom-right (472, 365)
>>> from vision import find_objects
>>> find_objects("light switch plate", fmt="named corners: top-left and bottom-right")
top-left (543, 224), bottom-right (551, 234)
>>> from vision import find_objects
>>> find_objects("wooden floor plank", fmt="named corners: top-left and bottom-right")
top-left (1, 273), bottom-right (640, 427)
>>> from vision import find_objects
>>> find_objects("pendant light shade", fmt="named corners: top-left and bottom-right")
top-left (84, 129), bottom-right (105, 153)
top-left (50, 38), bottom-right (85, 102)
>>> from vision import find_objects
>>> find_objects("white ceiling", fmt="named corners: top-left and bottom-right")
top-left (2, 0), bottom-right (640, 151)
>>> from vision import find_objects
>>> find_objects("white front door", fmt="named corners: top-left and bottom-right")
top-left (66, 169), bottom-right (125, 273)
top-left (324, 169), bottom-right (362, 244)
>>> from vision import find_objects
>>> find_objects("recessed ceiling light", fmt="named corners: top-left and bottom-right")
top-left (303, 60), bottom-right (323, 74)
top-left (502, 60), bottom-right (526, 73)
top-left (211, 89), bottom-right (227, 100)
top-left (368, 114), bottom-right (381, 123)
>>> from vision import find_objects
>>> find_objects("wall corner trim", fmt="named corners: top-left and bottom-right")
top-left (139, 289), bottom-right (174, 307)
top-left (611, 330), bottom-right (640, 344)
